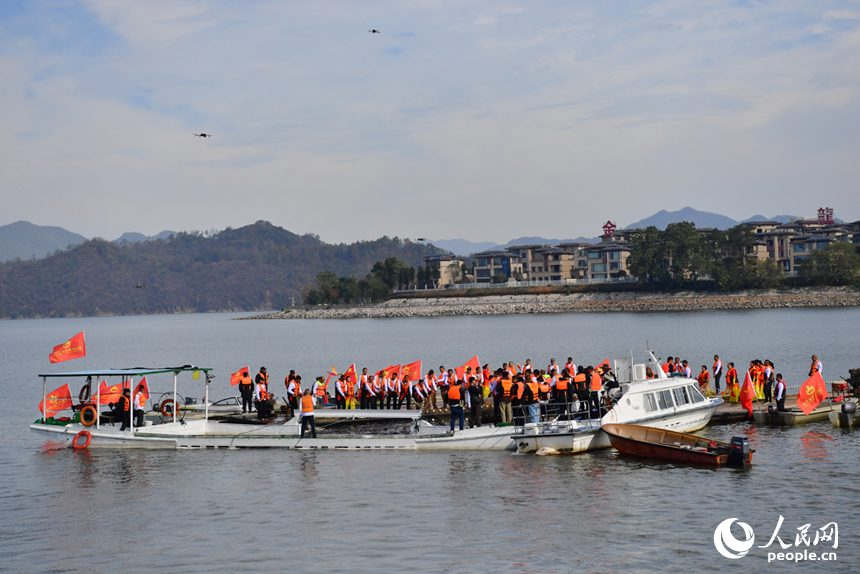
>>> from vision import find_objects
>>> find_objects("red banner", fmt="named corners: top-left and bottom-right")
top-left (797, 372), bottom-right (828, 415)
top-left (94, 380), bottom-right (123, 405)
top-left (39, 383), bottom-right (73, 417)
top-left (49, 332), bottom-right (86, 363)
top-left (231, 366), bottom-right (250, 386)
top-left (344, 364), bottom-right (357, 384)
top-left (455, 355), bottom-right (480, 381)
top-left (402, 361), bottom-right (422, 382)
top-left (739, 371), bottom-right (755, 417)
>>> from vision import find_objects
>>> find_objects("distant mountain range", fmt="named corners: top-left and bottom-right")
top-left (0, 221), bottom-right (87, 262)
top-left (623, 207), bottom-right (802, 231)
top-left (0, 221), bottom-right (178, 262)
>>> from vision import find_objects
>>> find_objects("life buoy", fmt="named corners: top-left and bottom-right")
top-left (73, 430), bottom-right (91, 449)
top-left (160, 399), bottom-right (176, 417)
top-left (79, 383), bottom-right (91, 402)
top-left (80, 405), bottom-right (97, 427)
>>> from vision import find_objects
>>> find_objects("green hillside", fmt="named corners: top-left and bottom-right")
top-left (0, 220), bottom-right (444, 318)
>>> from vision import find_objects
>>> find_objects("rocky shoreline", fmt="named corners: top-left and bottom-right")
top-left (241, 287), bottom-right (860, 320)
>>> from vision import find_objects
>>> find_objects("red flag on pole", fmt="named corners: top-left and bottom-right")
top-left (402, 361), bottom-right (422, 381)
top-left (343, 364), bottom-right (357, 384)
top-left (39, 383), bottom-right (73, 417)
top-left (797, 372), bottom-right (828, 415)
top-left (231, 366), bottom-right (250, 386)
top-left (739, 371), bottom-right (755, 417)
top-left (455, 356), bottom-right (480, 381)
top-left (49, 332), bottom-right (86, 363)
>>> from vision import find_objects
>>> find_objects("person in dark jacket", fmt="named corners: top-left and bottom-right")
top-left (467, 377), bottom-right (483, 427)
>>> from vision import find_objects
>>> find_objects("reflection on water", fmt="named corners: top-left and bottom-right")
top-left (799, 430), bottom-right (834, 460)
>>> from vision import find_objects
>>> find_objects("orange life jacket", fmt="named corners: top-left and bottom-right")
top-left (590, 372), bottom-right (602, 391)
top-left (316, 381), bottom-right (327, 397)
top-left (448, 384), bottom-right (461, 400)
top-left (726, 368), bottom-right (738, 385)
top-left (500, 379), bottom-right (513, 397)
top-left (345, 381), bottom-right (355, 398)
top-left (301, 395), bottom-right (314, 413)
top-left (556, 377), bottom-right (569, 391)
top-left (258, 383), bottom-right (269, 401)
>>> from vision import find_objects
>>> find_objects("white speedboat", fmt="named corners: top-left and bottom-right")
top-left (514, 351), bottom-right (723, 453)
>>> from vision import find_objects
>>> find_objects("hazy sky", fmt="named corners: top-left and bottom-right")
top-left (2, 1), bottom-right (859, 243)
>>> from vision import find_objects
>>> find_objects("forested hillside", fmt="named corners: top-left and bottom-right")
top-left (0, 221), bottom-right (444, 318)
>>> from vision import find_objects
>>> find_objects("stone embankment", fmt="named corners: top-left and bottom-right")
top-left (242, 287), bottom-right (860, 320)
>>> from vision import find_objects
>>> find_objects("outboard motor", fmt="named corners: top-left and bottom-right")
top-left (840, 402), bottom-right (856, 429)
top-left (728, 436), bottom-right (751, 468)
top-left (767, 403), bottom-right (779, 424)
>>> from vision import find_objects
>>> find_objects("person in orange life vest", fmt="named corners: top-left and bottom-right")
top-left (548, 359), bottom-right (559, 376)
top-left (565, 357), bottom-right (576, 376)
top-left (496, 372), bottom-right (514, 423)
top-left (724, 362), bottom-right (739, 403)
top-left (133, 383), bottom-right (147, 427)
top-left (438, 366), bottom-right (449, 409)
top-left (423, 370), bottom-right (439, 411)
top-left (773, 374), bottom-right (787, 412)
top-left (447, 378), bottom-right (469, 431)
top-left (680, 360), bottom-right (692, 379)
top-left (117, 388), bottom-right (132, 430)
top-left (372, 371), bottom-right (385, 409)
top-left (389, 371), bottom-right (404, 410)
top-left (673, 357), bottom-right (682, 374)
top-left (586, 366), bottom-right (603, 414)
top-left (286, 374), bottom-right (301, 413)
top-left (573, 366), bottom-right (589, 412)
top-left (360, 368), bottom-right (374, 410)
top-left (255, 372), bottom-right (272, 419)
top-left (522, 359), bottom-right (532, 374)
top-left (763, 360), bottom-right (775, 402)
top-left (519, 374), bottom-right (540, 423)
top-left (554, 369), bottom-right (571, 415)
top-left (299, 389), bottom-right (316, 438)
top-left (312, 376), bottom-right (327, 406)
top-left (663, 356), bottom-right (674, 374)
top-left (344, 375), bottom-right (357, 410)
top-left (404, 374), bottom-right (423, 410)
top-left (381, 370), bottom-right (395, 410)
top-left (466, 376), bottom-right (484, 428)
top-left (335, 375), bottom-right (347, 410)
top-left (696, 366), bottom-right (710, 392)
top-left (285, 370), bottom-right (296, 394)
top-left (245, 368), bottom-right (262, 413)
top-left (809, 355), bottom-right (822, 377)
top-left (645, 366), bottom-right (656, 379)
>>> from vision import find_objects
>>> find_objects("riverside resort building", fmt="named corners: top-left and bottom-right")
top-left (423, 209), bottom-right (860, 289)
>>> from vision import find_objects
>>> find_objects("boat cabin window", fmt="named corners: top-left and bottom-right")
top-left (657, 390), bottom-right (674, 410)
top-left (643, 393), bottom-right (658, 412)
top-left (672, 386), bottom-right (690, 406)
top-left (686, 386), bottom-right (706, 403)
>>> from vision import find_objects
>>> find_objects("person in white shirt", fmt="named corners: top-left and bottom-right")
top-left (133, 384), bottom-right (147, 427)
top-left (712, 355), bottom-right (723, 394)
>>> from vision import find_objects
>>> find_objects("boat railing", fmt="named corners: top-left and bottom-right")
top-left (510, 399), bottom-right (599, 432)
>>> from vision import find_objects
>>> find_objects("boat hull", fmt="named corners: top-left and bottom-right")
top-left (415, 425), bottom-right (518, 450)
top-left (514, 402), bottom-right (719, 453)
top-left (602, 424), bottom-right (748, 466)
top-left (753, 405), bottom-right (833, 426)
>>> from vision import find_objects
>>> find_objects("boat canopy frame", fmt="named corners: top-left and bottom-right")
top-left (37, 366), bottom-right (214, 433)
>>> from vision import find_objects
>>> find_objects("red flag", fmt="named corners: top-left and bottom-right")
top-left (455, 355), bottom-right (480, 381)
top-left (49, 332), bottom-right (86, 363)
top-left (797, 372), bottom-right (828, 415)
top-left (402, 361), bottom-right (422, 381)
top-left (739, 371), bottom-right (755, 417)
top-left (231, 366), bottom-right (250, 386)
top-left (94, 380), bottom-right (123, 405)
top-left (133, 377), bottom-right (150, 402)
top-left (39, 383), bottom-right (73, 417)
top-left (344, 364), bottom-right (357, 384)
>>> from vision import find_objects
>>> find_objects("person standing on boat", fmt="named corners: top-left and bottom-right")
top-left (681, 360), bottom-right (692, 379)
top-left (774, 374), bottom-right (787, 412)
top-left (565, 357), bottom-right (575, 376)
top-left (809, 355), bottom-right (823, 377)
top-left (335, 375), bottom-right (346, 409)
top-left (344, 375), bottom-right (357, 410)
top-left (373, 371), bottom-right (385, 409)
top-left (573, 367), bottom-right (588, 414)
top-left (763, 360), bottom-right (775, 402)
top-left (133, 383), bottom-right (147, 427)
top-left (497, 373), bottom-right (514, 423)
top-left (423, 370), bottom-right (438, 411)
top-left (467, 376), bottom-right (483, 427)
top-left (312, 376), bottom-right (327, 407)
top-left (587, 366), bottom-right (602, 414)
top-left (287, 376), bottom-right (302, 414)
top-left (662, 356), bottom-right (674, 374)
top-left (712, 356), bottom-right (723, 395)
top-left (299, 389), bottom-right (317, 438)
top-left (361, 369), bottom-right (375, 409)
top-left (240, 371), bottom-right (254, 413)
top-left (255, 374), bottom-right (272, 418)
top-left (118, 388), bottom-right (132, 430)
top-left (548, 359), bottom-right (559, 376)
top-left (447, 378), bottom-right (468, 431)
top-left (697, 366), bottom-right (710, 393)
top-left (522, 376), bottom-right (540, 423)
top-left (554, 370), bottom-right (571, 416)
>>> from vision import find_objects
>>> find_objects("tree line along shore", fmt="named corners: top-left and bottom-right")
top-left (244, 287), bottom-right (860, 320)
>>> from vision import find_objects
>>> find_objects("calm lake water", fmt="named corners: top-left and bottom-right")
top-left (1, 308), bottom-right (858, 573)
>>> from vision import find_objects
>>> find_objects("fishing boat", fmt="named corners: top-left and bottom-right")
top-left (602, 423), bottom-right (753, 467)
top-left (30, 366), bottom-right (449, 449)
top-left (514, 351), bottom-right (723, 453)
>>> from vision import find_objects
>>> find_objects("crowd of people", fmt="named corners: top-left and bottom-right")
top-left (231, 353), bottom-right (824, 429)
